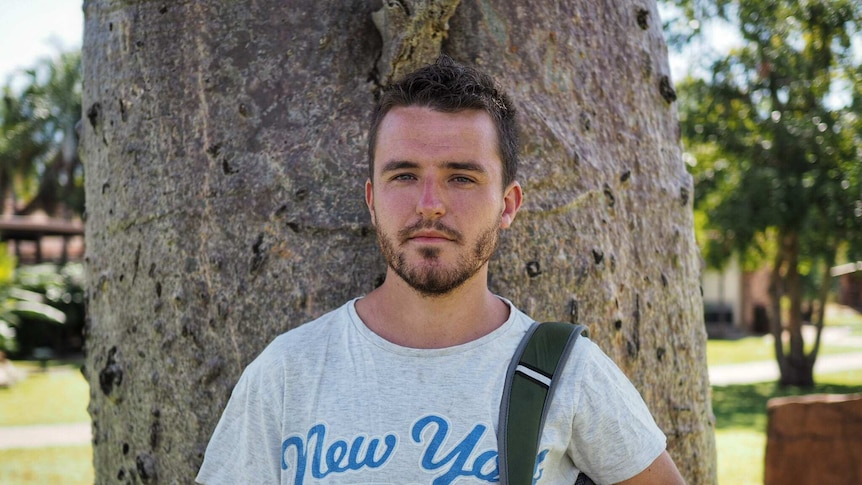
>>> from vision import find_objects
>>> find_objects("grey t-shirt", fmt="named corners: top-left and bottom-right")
top-left (197, 298), bottom-right (666, 484)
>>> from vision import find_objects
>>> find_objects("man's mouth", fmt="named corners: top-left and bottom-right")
top-left (409, 230), bottom-right (453, 243)
top-left (399, 222), bottom-right (461, 244)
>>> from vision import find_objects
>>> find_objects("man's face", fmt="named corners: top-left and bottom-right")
top-left (366, 106), bottom-right (522, 296)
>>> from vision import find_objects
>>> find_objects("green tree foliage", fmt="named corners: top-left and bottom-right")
top-left (670, 0), bottom-right (861, 386)
top-left (0, 246), bottom-right (73, 355)
top-left (0, 50), bottom-right (83, 217)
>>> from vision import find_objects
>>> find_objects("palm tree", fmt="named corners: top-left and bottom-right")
top-left (0, 50), bottom-right (83, 217)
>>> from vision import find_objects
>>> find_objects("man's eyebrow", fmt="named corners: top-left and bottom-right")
top-left (444, 161), bottom-right (487, 173)
top-left (380, 161), bottom-right (488, 174)
top-left (380, 160), bottom-right (419, 173)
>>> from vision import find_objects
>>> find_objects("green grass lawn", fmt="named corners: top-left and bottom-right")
top-left (826, 309), bottom-right (862, 334)
top-left (0, 361), bottom-right (94, 484)
top-left (715, 428), bottom-right (764, 485)
top-left (707, 335), bottom-right (862, 366)
top-left (0, 361), bottom-right (90, 427)
top-left (708, 304), bottom-right (862, 367)
top-left (709, 305), bottom-right (862, 483)
top-left (0, 446), bottom-right (93, 485)
top-left (712, 371), bottom-right (862, 484)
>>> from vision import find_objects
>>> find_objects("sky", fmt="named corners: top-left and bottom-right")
top-left (0, 0), bottom-right (83, 85)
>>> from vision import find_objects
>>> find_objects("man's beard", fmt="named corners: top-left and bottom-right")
top-left (375, 215), bottom-right (501, 297)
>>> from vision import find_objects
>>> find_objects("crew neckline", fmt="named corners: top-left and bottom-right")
top-left (346, 297), bottom-right (520, 356)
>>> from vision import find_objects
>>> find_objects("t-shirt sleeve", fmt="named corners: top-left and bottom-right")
top-left (196, 346), bottom-right (286, 484)
top-left (567, 338), bottom-right (667, 484)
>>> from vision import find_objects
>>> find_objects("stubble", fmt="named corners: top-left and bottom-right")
top-left (375, 216), bottom-right (501, 297)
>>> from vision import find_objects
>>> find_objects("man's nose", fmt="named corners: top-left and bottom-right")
top-left (417, 179), bottom-right (446, 218)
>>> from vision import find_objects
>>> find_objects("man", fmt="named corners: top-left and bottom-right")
top-left (197, 56), bottom-right (685, 484)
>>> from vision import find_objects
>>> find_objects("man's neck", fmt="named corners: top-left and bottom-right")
top-left (354, 269), bottom-right (510, 349)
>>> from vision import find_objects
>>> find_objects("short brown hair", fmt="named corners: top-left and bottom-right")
top-left (367, 55), bottom-right (519, 188)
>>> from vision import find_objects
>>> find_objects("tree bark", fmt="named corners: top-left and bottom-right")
top-left (772, 230), bottom-right (816, 387)
top-left (81, 0), bottom-right (715, 483)
top-left (785, 231), bottom-right (805, 361)
top-left (807, 254), bottom-right (834, 365)
top-left (769, 239), bottom-right (788, 375)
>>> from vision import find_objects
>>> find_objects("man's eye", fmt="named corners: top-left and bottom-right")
top-left (451, 176), bottom-right (474, 184)
top-left (392, 173), bottom-right (416, 181)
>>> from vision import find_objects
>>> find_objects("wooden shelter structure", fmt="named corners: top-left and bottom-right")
top-left (0, 215), bottom-right (84, 265)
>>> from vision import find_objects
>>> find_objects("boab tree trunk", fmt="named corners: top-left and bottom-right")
top-left (81, 0), bottom-right (715, 483)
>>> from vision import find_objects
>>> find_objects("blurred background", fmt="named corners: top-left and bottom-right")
top-left (0, 1), bottom-right (859, 484)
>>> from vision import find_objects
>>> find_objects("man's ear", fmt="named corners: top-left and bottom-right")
top-left (365, 179), bottom-right (376, 226)
top-left (500, 181), bottom-right (523, 229)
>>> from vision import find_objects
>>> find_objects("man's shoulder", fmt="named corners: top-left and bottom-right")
top-left (264, 301), bottom-right (353, 352)
top-left (270, 300), bottom-right (354, 344)
top-left (236, 300), bottom-right (356, 382)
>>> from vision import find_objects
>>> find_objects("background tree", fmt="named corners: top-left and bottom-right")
top-left (670, 0), bottom-right (862, 386)
top-left (0, 50), bottom-right (84, 217)
top-left (81, 0), bottom-right (715, 482)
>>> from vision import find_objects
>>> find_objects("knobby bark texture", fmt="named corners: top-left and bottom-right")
top-left (81, 0), bottom-right (715, 483)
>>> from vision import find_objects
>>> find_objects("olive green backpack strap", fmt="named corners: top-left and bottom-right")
top-left (498, 321), bottom-right (595, 485)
